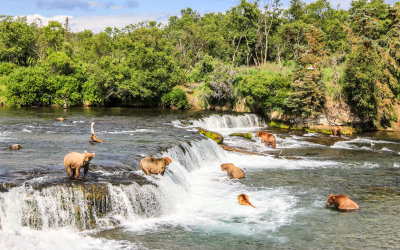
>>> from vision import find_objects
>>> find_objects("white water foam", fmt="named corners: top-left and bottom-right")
top-left (0, 131), bottom-right (12, 142)
top-left (189, 114), bottom-right (263, 132)
top-left (118, 140), bottom-right (299, 235)
top-left (331, 137), bottom-right (399, 153)
top-left (102, 129), bottom-right (155, 135)
top-left (0, 228), bottom-right (141, 250)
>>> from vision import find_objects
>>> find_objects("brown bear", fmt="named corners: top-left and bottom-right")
top-left (221, 163), bottom-right (245, 179)
top-left (237, 194), bottom-right (255, 208)
top-left (140, 156), bottom-right (172, 176)
top-left (332, 126), bottom-right (342, 137)
top-left (326, 194), bottom-right (359, 211)
top-left (256, 131), bottom-right (276, 149)
top-left (64, 151), bottom-right (95, 179)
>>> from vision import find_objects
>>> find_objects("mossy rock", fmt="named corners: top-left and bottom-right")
top-left (306, 125), bottom-right (355, 135)
top-left (229, 132), bottom-right (252, 139)
top-left (196, 127), bottom-right (224, 144)
top-left (269, 121), bottom-right (302, 129)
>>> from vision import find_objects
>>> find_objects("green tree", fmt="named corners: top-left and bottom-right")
top-left (287, 25), bottom-right (327, 117)
top-left (0, 16), bottom-right (37, 66)
top-left (6, 66), bottom-right (52, 106)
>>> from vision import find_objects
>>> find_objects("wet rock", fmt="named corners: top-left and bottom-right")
top-left (180, 120), bottom-right (193, 127)
top-left (220, 144), bottom-right (267, 156)
top-left (0, 182), bottom-right (17, 192)
top-left (8, 144), bottom-right (22, 150)
top-left (284, 156), bottom-right (302, 160)
top-left (55, 117), bottom-right (67, 122)
top-left (196, 127), bottom-right (223, 144)
top-left (229, 132), bottom-right (252, 139)
top-left (304, 136), bottom-right (347, 146)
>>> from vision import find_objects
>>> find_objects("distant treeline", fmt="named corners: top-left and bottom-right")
top-left (1, 0), bottom-right (400, 128)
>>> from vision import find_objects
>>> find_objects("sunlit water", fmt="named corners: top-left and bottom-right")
top-left (0, 107), bottom-right (399, 249)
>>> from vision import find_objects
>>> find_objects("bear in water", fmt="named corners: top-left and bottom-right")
top-left (238, 194), bottom-right (255, 208)
top-left (332, 126), bottom-right (342, 137)
top-left (256, 131), bottom-right (276, 149)
top-left (221, 163), bottom-right (245, 179)
top-left (140, 156), bottom-right (172, 176)
top-left (64, 151), bottom-right (95, 179)
top-left (326, 194), bottom-right (359, 211)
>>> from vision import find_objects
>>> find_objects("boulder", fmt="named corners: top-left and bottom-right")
top-left (196, 127), bottom-right (223, 144)
top-left (9, 144), bottom-right (22, 150)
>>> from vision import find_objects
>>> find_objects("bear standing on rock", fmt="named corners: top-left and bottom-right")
top-left (64, 151), bottom-right (95, 179)
top-left (332, 126), bottom-right (342, 137)
top-left (140, 156), bottom-right (172, 176)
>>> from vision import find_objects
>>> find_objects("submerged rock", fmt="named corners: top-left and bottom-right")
top-left (220, 144), bottom-right (267, 156)
top-left (8, 144), bottom-right (22, 150)
top-left (196, 127), bottom-right (224, 144)
top-left (55, 117), bottom-right (67, 122)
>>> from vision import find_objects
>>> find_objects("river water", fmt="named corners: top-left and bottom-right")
top-left (0, 107), bottom-right (399, 249)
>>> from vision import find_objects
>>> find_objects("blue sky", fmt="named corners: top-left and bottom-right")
top-left (0, 0), bottom-right (398, 32)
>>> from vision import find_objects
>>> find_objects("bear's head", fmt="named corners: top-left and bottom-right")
top-left (84, 151), bottom-right (95, 163)
top-left (256, 131), bottom-right (268, 137)
top-left (163, 156), bottom-right (172, 165)
top-left (220, 163), bottom-right (231, 171)
top-left (326, 194), bottom-right (337, 207)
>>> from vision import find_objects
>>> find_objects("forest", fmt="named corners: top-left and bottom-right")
top-left (1, 0), bottom-right (400, 129)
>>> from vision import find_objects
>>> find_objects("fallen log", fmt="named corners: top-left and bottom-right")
top-left (90, 122), bottom-right (105, 143)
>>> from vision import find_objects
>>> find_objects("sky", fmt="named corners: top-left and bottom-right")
top-left (0, 0), bottom-right (398, 33)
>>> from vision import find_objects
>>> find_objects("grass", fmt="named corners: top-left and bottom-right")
top-left (236, 61), bottom-right (294, 76)
top-left (322, 63), bottom-right (345, 100)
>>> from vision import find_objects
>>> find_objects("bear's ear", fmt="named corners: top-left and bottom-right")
top-left (84, 151), bottom-right (87, 154)
top-left (92, 152), bottom-right (95, 156)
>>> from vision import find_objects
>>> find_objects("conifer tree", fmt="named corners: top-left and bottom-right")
top-left (287, 25), bottom-right (327, 117)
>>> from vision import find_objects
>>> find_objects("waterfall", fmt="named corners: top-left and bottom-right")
top-left (0, 139), bottom-right (226, 232)
top-left (189, 114), bottom-right (263, 131)
top-left (0, 116), bottom-right (296, 238)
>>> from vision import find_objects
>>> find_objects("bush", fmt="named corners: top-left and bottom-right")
top-left (6, 66), bottom-right (52, 106)
top-left (161, 88), bottom-right (190, 109)
top-left (236, 69), bottom-right (291, 115)
top-left (187, 55), bottom-right (215, 83)
top-left (203, 62), bottom-right (236, 106)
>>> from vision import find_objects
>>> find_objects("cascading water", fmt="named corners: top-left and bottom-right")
top-left (0, 133), bottom-right (296, 236)
top-left (188, 113), bottom-right (263, 131)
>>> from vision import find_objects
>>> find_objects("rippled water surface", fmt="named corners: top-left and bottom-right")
top-left (0, 107), bottom-right (399, 249)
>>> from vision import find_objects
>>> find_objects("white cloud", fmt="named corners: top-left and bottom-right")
top-left (23, 13), bottom-right (173, 33)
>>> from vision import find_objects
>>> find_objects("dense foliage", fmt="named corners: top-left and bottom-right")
top-left (1, 1), bottom-right (400, 128)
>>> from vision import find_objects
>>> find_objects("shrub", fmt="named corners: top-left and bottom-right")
top-left (204, 62), bottom-right (236, 106)
top-left (236, 69), bottom-right (291, 115)
top-left (6, 66), bottom-right (52, 106)
top-left (161, 88), bottom-right (190, 109)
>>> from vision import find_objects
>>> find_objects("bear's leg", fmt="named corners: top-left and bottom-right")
top-left (84, 164), bottom-right (89, 178)
top-left (65, 164), bottom-right (73, 177)
top-left (75, 166), bottom-right (82, 179)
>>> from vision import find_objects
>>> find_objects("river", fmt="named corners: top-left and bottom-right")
top-left (0, 107), bottom-right (399, 249)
